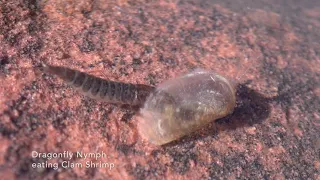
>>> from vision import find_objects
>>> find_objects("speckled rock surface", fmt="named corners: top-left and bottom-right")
top-left (0, 0), bottom-right (319, 179)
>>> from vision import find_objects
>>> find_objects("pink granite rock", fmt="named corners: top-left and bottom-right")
top-left (0, 0), bottom-right (319, 179)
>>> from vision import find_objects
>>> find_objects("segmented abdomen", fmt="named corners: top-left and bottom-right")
top-left (43, 64), bottom-right (155, 106)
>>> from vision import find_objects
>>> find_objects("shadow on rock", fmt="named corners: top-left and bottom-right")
top-left (216, 83), bottom-right (271, 129)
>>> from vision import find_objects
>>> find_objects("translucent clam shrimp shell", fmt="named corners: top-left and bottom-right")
top-left (138, 69), bottom-right (236, 145)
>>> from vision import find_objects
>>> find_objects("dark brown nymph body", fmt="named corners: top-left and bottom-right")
top-left (43, 64), bottom-right (154, 106)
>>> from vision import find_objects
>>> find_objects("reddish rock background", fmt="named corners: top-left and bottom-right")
top-left (0, 0), bottom-right (319, 179)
